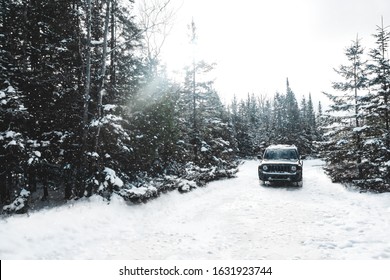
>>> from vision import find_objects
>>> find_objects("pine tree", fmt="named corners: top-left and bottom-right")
top-left (317, 101), bottom-right (323, 118)
top-left (367, 18), bottom-right (390, 134)
top-left (272, 92), bottom-right (285, 139)
top-left (322, 36), bottom-right (369, 182)
top-left (360, 18), bottom-right (390, 189)
top-left (307, 93), bottom-right (316, 130)
top-left (300, 95), bottom-right (307, 128)
top-left (285, 78), bottom-right (301, 137)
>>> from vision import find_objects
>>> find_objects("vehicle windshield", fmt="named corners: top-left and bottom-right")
top-left (264, 149), bottom-right (298, 160)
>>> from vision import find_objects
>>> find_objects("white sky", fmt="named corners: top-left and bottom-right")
top-left (159, 0), bottom-right (390, 105)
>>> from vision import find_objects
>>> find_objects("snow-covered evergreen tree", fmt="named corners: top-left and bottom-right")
top-left (367, 18), bottom-right (390, 134)
top-left (285, 78), bottom-right (301, 136)
top-left (322, 27), bottom-right (390, 191)
top-left (307, 93), bottom-right (316, 130)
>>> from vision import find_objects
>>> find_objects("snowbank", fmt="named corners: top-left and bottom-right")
top-left (3, 189), bottom-right (30, 214)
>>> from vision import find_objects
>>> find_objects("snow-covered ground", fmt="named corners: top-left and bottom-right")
top-left (1, 159), bottom-right (390, 259)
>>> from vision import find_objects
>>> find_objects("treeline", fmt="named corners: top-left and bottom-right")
top-left (320, 19), bottom-right (390, 192)
top-left (0, 1), bottom-right (324, 215)
top-left (229, 80), bottom-right (322, 157)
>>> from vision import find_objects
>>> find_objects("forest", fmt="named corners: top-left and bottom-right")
top-left (1, 0), bottom-right (389, 214)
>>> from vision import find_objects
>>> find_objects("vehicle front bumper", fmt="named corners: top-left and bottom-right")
top-left (258, 169), bottom-right (302, 182)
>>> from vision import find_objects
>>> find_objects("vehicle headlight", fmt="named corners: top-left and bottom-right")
top-left (291, 166), bottom-right (297, 172)
top-left (262, 165), bottom-right (268, 171)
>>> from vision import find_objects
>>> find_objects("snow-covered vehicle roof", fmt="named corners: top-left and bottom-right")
top-left (265, 144), bottom-right (297, 150)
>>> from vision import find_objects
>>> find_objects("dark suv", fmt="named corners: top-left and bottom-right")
top-left (258, 145), bottom-right (303, 186)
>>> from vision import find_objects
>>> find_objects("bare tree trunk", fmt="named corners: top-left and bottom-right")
top-left (82, 0), bottom-right (92, 151)
top-left (110, 0), bottom-right (116, 86)
top-left (353, 40), bottom-right (362, 176)
top-left (190, 19), bottom-right (198, 162)
top-left (79, 0), bottom-right (92, 196)
top-left (94, 0), bottom-right (111, 153)
top-left (82, 0), bottom-right (92, 147)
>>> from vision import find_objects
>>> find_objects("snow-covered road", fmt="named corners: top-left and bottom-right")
top-left (1, 159), bottom-right (390, 259)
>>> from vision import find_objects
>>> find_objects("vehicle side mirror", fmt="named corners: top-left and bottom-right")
top-left (300, 155), bottom-right (306, 160)
top-left (257, 155), bottom-right (262, 160)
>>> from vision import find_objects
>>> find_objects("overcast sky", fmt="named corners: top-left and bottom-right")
top-left (159, 0), bottom-right (390, 105)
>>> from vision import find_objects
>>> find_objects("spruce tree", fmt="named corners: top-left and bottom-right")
top-left (323, 36), bottom-right (369, 182)
top-left (367, 18), bottom-right (390, 134)
top-left (285, 78), bottom-right (301, 137)
top-left (307, 93), bottom-right (316, 130)
top-left (361, 18), bottom-right (390, 189)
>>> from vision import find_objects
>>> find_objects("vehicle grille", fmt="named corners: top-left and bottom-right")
top-left (268, 165), bottom-right (291, 173)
